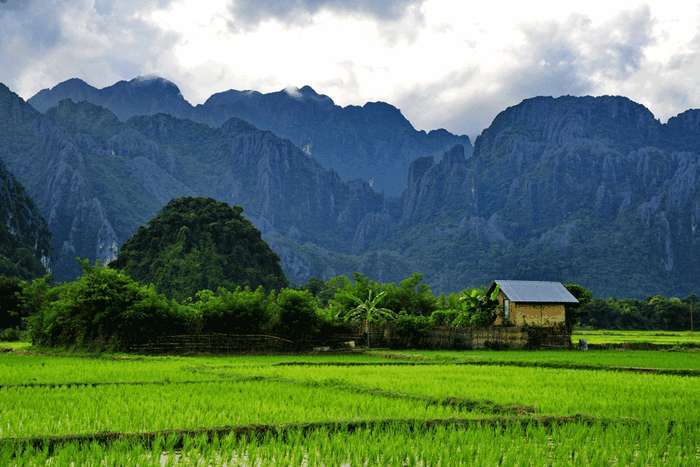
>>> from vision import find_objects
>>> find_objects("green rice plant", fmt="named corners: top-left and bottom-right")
top-left (371, 348), bottom-right (700, 370)
top-left (0, 380), bottom-right (465, 438)
top-left (0, 353), bottom-right (404, 386)
top-left (572, 330), bottom-right (700, 346)
top-left (222, 364), bottom-right (700, 421)
top-left (2, 423), bottom-right (697, 466)
top-left (0, 348), bottom-right (697, 464)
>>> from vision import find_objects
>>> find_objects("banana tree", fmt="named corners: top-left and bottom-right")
top-left (336, 290), bottom-right (396, 348)
top-left (455, 284), bottom-right (500, 327)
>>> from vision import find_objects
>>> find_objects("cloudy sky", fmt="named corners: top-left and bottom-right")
top-left (1, 0), bottom-right (699, 137)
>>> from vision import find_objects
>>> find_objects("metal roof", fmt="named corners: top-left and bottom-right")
top-left (493, 280), bottom-right (579, 303)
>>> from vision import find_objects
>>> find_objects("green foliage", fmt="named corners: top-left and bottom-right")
top-left (195, 287), bottom-right (269, 334)
top-left (578, 295), bottom-right (698, 330)
top-left (18, 257), bottom-right (696, 352)
top-left (429, 309), bottom-right (460, 327)
top-left (335, 289), bottom-right (396, 348)
top-left (29, 261), bottom-right (189, 350)
top-left (389, 314), bottom-right (432, 348)
top-left (454, 285), bottom-right (500, 328)
top-left (271, 289), bottom-right (320, 341)
top-left (564, 282), bottom-right (593, 332)
top-left (321, 273), bottom-right (435, 318)
top-left (381, 273), bottom-right (437, 316)
top-left (335, 290), bottom-right (396, 325)
top-left (0, 276), bottom-right (23, 330)
top-left (565, 283), bottom-right (593, 306)
top-left (112, 197), bottom-right (287, 300)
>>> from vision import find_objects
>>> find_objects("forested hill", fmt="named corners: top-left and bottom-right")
top-left (112, 197), bottom-right (287, 299)
top-left (29, 76), bottom-right (471, 195)
top-left (0, 159), bottom-right (51, 278)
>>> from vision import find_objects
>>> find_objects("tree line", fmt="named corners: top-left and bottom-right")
top-left (0, 264), bottom-right (696, 349)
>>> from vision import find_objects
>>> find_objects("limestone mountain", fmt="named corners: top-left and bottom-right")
top-left (29, 77), bottom-right (471, 195)
top-left (0, 160), bottom-right (51, 278)
top-left (30, 76), bottom-right (193, 121)
top-left (396, 96), bottom-right (700, 296)
top-left (111, 197), bottom-right (287, 299)
top-left (195, 86), bottom-right (471, 194)
top-left (5, 80), bottom-right (700, 296)
top-left (1, 84), bottom-right (386, 282)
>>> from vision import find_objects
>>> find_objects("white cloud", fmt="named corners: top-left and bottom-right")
top-left (2, 0), bottom-right (700, 138)
top-left (229, 0), bottom-right (425, 27)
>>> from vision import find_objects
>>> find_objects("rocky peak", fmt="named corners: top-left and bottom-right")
top-left (475, 95), bottom-right (661, 158)
top-left (0, 83), bottom-right (38, 124)
top-left (202, 89), bottom-right (260, 107)
top-left (358, 101), bottom-right (414, 129)
top-left (129, 75), bottom-right (180, 90)
top-left (664, 109), bottom-right (700, 151)
top-left (401, 144), bottom-right (472, 224)
top-left (29, 76), bottom-right (192, 121)
top-left (29, 78), bottom-right (99, 113)
top-left (294, 85), bottom-right (334, 104)
top-left (27, 76), bottom-right (470, 196)
top-left (46, 99), bottom-right (120, 135)
top-left (0, 160), bottom-right (51, 278)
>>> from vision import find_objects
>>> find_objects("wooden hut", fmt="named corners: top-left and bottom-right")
top-left (490, 280), bottom-right (578, 326)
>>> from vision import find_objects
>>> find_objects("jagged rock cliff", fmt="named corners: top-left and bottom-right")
top-left (29, 77), bottom-right (471, 195)
top-left (0, 159), bottom-right (51, 278)
top-left (395, 95), bottom-right (700, 295)
top-left (7, 81), bottom-right (700, 296)
top-left (30, 76), bottom-right (193, 121)
top-left (2, 84), bottom-right (387, 282)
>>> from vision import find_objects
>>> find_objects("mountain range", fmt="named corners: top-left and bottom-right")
top-left (29, 76), bottom-right (470, 195)
top-left (0, 77), bottom-right (698, 297)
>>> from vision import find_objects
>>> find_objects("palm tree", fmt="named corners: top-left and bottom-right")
top-left (336, 290), bottom-right (396, 348)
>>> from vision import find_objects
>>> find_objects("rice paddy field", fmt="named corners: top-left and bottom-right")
top-left (572, 330), bottom-right (700, 346)
top-left (0, 346), bottom-right (698, 465)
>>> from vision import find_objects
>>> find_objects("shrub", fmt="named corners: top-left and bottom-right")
top-left (382, 273), bottom-right (437, 316)
top-left (0, 327), bottom-right (21, 341)
top-left (271, 289), bottom-right (319, 341)
top-left (389, 314), bottom-right (432, 348)
top-left (430, 309), bottom-right (460, 327)
top-left (196, 287), bottom-right (269, 334)
top-left (29, 261), bottom-right (189, 349)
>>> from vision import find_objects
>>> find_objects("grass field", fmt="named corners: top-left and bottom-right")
top-left (572, 329), bottom-right (700, 346)
top-left (0, 347), bottom-right (698, 464)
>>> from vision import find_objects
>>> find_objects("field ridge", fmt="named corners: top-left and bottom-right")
top-left (276, 359), bottom-right (700, 376)
top-left (0, 415), bottom-right (642, 451)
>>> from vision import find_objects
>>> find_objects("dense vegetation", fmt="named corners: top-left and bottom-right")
top-left (3, 265), bottom-right (502, 349)
top-left (21, 262), bottom-right (328, 349)
top-left (111, 197), bottom-right (287, 300)
top-left (576, 295), bottom-right (698, 330)
top-left (0, 161), bottom-right (51, 279)
top-left (1, 258), bottom-right (697, 349)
